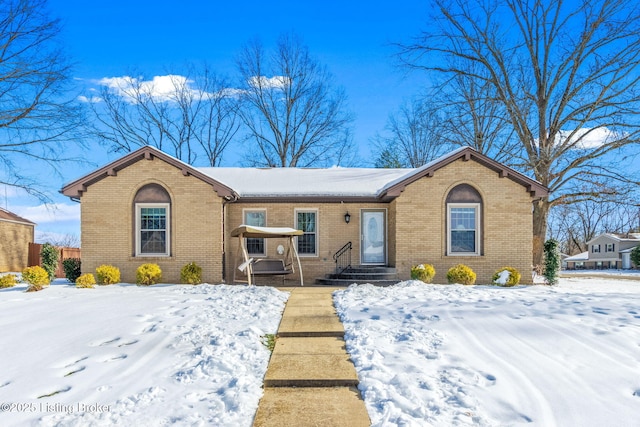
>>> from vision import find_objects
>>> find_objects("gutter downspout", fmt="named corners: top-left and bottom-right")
top-left (222, 193), bottom-right (239, 283)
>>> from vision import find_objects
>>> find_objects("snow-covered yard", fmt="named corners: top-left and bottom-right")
top-left (2, 277), bottom-right (640, 427)
top-left (0, 281), bottom-right (288, 426)
top-left (334, 278), bottom-right (640, 427)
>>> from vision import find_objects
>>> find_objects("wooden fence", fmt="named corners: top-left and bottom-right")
top-left (28, 243), bottom-right (81, 278)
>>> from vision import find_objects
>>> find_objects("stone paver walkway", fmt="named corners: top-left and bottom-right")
top-left (253, 287), bottom-right (371, 427)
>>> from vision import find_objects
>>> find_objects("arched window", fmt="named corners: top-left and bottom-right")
top-left (446, 184), bottom-right (482, 256)
top-left (134, 184), bottom-right (171, 256)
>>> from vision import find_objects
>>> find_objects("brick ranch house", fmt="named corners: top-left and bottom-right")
top-left (0, 207), bottom-right (35, 272)
top-left (61, 145), bottom-right (547, 285)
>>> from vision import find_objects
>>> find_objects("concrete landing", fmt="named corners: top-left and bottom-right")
top-left (253, 387), bottom-right (370, 427)
top-left (264, 337), bottom-right (359, 387)
top-left (253, 287), bottom-right (371, 427)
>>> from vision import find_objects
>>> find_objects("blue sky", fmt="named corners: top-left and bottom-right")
top-left (4, 0), bottom-right (431, 242)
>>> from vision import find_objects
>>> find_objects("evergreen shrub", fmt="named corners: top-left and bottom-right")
top-left (136, 263), bottom-right (162, 286)
top-left (96, 264), bottom-right (121, 285)
top-left (446, 264), bottom-right (476, 285)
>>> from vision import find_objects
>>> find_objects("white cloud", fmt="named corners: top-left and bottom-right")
top-left (77, 95), bottom-right (102, 103)
top-left (98, 74), bottom-right (219, 103)
top-left (556, 127), bottom-right (623, 149)
top-left (248, 75), bottom-right (291, 90)
top-left (11, 203), bottom-right (80, 224)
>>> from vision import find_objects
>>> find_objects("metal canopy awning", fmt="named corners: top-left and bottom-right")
top-left (231, 225), bottom-right (304, 286)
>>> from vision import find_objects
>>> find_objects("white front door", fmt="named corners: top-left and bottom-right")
top-left (361, 210), bottom-right (386, 264)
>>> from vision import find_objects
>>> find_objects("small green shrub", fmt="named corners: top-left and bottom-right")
top-left (492, 267), bottom-right (521, 287)
top-left (631, 245), bottom-right (640, 268)
top-left (446, 264), bottom-right (476, 285)
top-left (136, 263), bottom-right (162, 286)
top-left (180, 262), bottom-right (202, 285)
top-left (22, 266), bottom-right (50, 292)
top-left (40, 243), bottom-right (60, 282)
top-left (410, 264), bottom-right (435, 283)
top-left (0, 274), bottom-right (18, 288)
top-left (543, 239), bottom-right (560, 285)
top-left (75, 273), bottom-right (96, 289)
top-left (62, 258), bottom-right (82, 283)
top-left (96, 264), bottom-right (121, 285)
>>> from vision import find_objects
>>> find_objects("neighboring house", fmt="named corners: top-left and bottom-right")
top-left (0, 208), bottom-right (35, 272)
top-left (61, 146), bottom-right (547, 285)
top-left (565, 233), bottom-right (640, 270)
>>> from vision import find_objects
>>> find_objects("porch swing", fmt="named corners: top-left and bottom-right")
top-left (231, 225), bottom-right (305, 286)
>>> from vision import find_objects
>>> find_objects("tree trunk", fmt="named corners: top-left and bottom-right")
top-left (532, 199), bottom-right (550, 269)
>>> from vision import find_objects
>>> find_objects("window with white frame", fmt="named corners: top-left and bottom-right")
top-left (244, 209), bottom-right (266, 256)
top-left (296, 210), bottom-right (318, 256)
top-left (605, 243), bottom-right (615, 252)
top-left (136, 204), bottom-right (170, 256)
top-left (134, 184), bottom-right (171, 257)
top-left (592, 244), bottom-right (601, 253)
top-left (446, 184), bottom-right (482, 256)
top-left (448, 204), bottom-right (480, 255)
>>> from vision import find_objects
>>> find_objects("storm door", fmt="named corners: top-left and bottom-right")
top-left (361, 210), bottom-right (386, 264)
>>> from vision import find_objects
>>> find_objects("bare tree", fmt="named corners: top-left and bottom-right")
top-left (399, 0), bottom-right (640, 265)
top-left (438, 73), bottom-right (518, 164)
top-left (89, 64), bottom-right (240, 166)
top-left (549, 196), bottom-right (640, 254)
top-left (237, 34), bottom-right (353, 167)
top-left (373, 99), bottom-right (451, 167)
top-left (0, 0), bottom-right (84, 201)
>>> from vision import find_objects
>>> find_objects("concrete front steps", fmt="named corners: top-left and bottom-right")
top-left (253, 287), bottom-right (371, 427)
top-left (316, 265), bottom-right (399, 286)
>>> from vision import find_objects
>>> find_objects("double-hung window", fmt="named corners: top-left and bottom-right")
top-left (136, 203), bottom-right (170, 256)
top-left (245, 209), bottom-right (266, 256)
top-left (605, 243), bottom-right (615, 253)
top-left (296, 210), bottom-right (318, 256)
top-left (448, 204), bottom-right (480, 255)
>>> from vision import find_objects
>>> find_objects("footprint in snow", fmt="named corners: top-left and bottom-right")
top-left (89, 337), bottom-right (121, 347)
top-left (142, 323), bottom-right (158, 333)
top-left (60, 356), bottom-right (88, 368)
top-left (102, 354), bottom-right (128, 363)
top-left (118, 339), bottom-right (139, 347)
top-left (633, 389), bottom-right (640, 397)
top-left (0, 381), bottom-right (11, 388)
top-left (37, 386), bottom-right (71, 399)
top-left (370, 315), bottom-right (380, 320)
top-left (64, 366), bottom-right (86, 377)
top-left (481, 373), bottom-right (497, 386)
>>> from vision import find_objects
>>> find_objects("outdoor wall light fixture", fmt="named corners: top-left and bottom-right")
top-left (344, 212), bottom-right (351, 224)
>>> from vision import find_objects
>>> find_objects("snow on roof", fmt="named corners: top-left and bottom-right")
top-left (199, 166), bottom-right (411, 198)
top-left (565, 251), bottom-right (589, 261)
top-left (586, 232), bottom-right (640, 245)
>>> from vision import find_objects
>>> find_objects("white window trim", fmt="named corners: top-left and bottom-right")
top-left (447, 203), bottom-right (480, 256)
top-left (295, 208), bottom-right (319, 257)
top-left (136, 203), bottom-right (170, 257)
top-left (243, 208), bottom-right (267, 257)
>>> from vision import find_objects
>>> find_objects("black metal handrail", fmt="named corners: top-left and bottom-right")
top-left (333, 241), bottom-right (352, 275)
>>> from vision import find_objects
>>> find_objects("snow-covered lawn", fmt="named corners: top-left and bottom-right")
top-left (334, 278), bottom-right (640, 427)
top-left (3, 277), bottom-right (640, 427)
top-left (0, 281), bottom-right (288, 426)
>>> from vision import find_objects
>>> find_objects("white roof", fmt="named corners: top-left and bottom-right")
top-left (198, 146), bottom-right (470, 198)
top-left (586, 232), bottom-right (640, 245)
top-left (565, 251), bottom-right (589, 262)
top-left (199, 166), bottom-right (411, 198)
